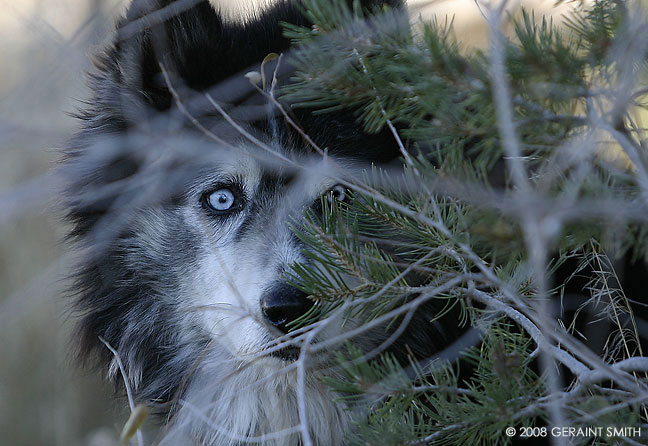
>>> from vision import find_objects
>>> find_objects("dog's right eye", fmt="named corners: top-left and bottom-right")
top-left (204, 188), bottom-right (237, 213)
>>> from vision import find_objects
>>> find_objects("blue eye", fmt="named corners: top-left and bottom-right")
top-left (206, 188), bottom-right (236, 211)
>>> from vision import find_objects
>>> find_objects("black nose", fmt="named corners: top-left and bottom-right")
top-left (260, 283), bottom-right (314, 333)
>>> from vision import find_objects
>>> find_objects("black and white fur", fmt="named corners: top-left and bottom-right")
top-left (64, 1), bottom-right (460, 444)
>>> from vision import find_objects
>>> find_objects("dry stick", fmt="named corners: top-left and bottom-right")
top-left (160, 65), bottom-right (229, 148)
top-left (296, 329), bottom-right (318, 446)
top-left (626, 113), bottom-right (648, 169)
top-left (117, 0), bottom-right (204, 41)
top-left (204, 93), bottom-right (296, 166)
top-left (485, 2), bottom-right (567, 444)
top-left (466, 290), bottom-right (588, 376)
top-left (257, 54), bottom-right (328, 159)
top-left (574, 357), bottom-right (648, 391)
top-left (602, 122), bottom-right (648, 208)
top-left (98, 336), bottom-right (144, 446)
top-left (406, 422), bottom-right (468, 445)
top-left (410, 384), bottom-right (474, 396)
top-left (162, 62), bottom-right (301, 171)
top-left (487, 0), bottom-right (530, 195)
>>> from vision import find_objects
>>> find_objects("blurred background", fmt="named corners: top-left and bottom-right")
top-left (0, 1), bottom-right (127, 445)
top-left (0, 0), bottom-right (579, 444)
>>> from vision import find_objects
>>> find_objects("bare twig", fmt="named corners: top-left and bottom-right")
top-left (98, 336), bottom-right (145, 446)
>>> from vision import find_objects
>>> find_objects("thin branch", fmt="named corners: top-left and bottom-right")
top-left (98, 336), bottom-right (144, 446)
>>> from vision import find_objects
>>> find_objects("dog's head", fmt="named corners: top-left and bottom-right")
top-left (66, 0), bottom-right (406, 408)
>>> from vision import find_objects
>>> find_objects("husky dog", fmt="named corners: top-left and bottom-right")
top-left (64, 0), bottom-right (460, 444)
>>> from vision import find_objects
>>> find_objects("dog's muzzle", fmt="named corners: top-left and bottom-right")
top-left (260, 282), bottom-right (314, 334)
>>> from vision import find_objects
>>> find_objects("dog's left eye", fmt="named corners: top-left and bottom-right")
top-left (205, 188), bottom-right (236, 212)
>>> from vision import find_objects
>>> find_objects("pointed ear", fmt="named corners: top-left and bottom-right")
top-left (109, 0), bottom-right (229, 112)
top-left (96, 0), bottom-right (404, 116)
top-left (95, 0), bottom-right (310, 115)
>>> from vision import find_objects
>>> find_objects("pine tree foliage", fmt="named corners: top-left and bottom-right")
top-left (278, 0), bottom-right (648, 444)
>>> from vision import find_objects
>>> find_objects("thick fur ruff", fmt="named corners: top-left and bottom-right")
top-left (64, 1), bottom-right (461, 444)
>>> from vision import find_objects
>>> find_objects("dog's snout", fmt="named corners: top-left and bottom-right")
top-left (261, 283), bottom-right (314, 333)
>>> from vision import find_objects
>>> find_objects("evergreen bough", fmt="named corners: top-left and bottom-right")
top-left (280, 0), bottom-right (648, 444)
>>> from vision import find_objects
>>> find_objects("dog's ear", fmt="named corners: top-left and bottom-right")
top-left (110, 0), bottom-right (259, 112)
top-left (95, 0), bottom-right (308, 116)
top-left (93, 0), bottom-right (403, 117)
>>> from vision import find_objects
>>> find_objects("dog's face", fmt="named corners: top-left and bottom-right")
top-left (106, 142), bottom-right (360, 444)
top-left (173, 148), bottom-right (349, 363)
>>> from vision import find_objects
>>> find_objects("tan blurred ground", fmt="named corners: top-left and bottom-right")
top-left (0, 1), bottom-right (579, 444)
